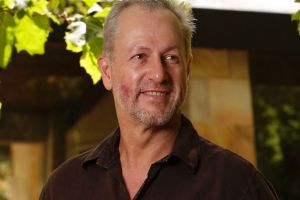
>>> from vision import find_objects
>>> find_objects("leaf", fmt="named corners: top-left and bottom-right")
top-left (80, 45), bottom-right (101, 84)
top-left (292, 10), bottom-right (300, 21)
top-left (0, 12), bottom-right (15, 68)
top-left (2, 0), bottom-right (15, 8)
top-left (48, 0), bottom-right (60, 9)
top-left (85, 16), bottom-right (103, 41)
top-left (28, 0), bottom-right (49, 15)
top-left (88, 3), bottom-right (103, 14)
top-left (13, 14), bottom-right (51, 55)
top-left (93, 7), bottom-right (111, 18)
top-left (87, 35), bottom-right (103, 58)
top-left (65, 38), bottom-right (83, 53)
top-left (293, 12), bottom-right (300, 35)
top-left (77, 16), bottom-right (104, 83)
top-left (28, 0), bottom-right (61, 24)
top-left (83, 0), bottom-right (99, 8)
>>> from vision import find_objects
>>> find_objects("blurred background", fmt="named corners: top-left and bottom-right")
top-left (0, 1), bottom-right (300, 200)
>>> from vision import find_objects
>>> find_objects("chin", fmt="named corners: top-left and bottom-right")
top-left (132, 108), bottom-right (178, 127)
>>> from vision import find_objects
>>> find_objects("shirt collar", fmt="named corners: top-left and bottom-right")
top-left (81, 115), bottom-right (201, 173)
top-left (81, 129), bottom-right (120, 169)
top-left (170, 115), bottom-right (201, 173)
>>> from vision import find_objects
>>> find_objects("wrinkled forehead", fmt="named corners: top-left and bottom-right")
top-left (114, 4), bottom-right (185, 45)
top-left (119, 4), bottom-right (181, 24)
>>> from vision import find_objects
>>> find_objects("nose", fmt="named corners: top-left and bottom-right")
top-left (148, 55), bottom-right (168, 83)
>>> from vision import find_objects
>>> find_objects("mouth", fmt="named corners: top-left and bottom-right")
top-left (142, 91), bottom-right (169, 97)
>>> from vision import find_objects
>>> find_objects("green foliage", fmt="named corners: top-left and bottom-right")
top-left (292, 11), bottom-right (300, 36)
top-left (0, 0), bottom-right (114, 84)
top-left (80, 43), bottom-right (101, 84)
top-left (64, 4), bottom-right (110, 83)
top-left (84, 0), bottom-right (99, 8)
top-left (292, 2), bottom-right (300, 35)
top-left (0, 12), bottom-right (14, 68)
top-left (14, 14), bottom-right (51, 55)
top-left (254, 86), bottom-right (300, 200)
top-left (0, 0), bottom-right (113, 114)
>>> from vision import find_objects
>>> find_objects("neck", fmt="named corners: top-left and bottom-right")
top-left (117, 112), bottom-right (181, 199)
top-left (118, 113), bottom-right (181, 166)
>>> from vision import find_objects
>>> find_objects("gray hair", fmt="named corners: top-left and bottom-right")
top-left (102, 0), bottom-right (196, 60)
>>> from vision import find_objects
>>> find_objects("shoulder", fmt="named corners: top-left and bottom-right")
top-left (40, 131), bottom-right (119, 199)
top-left (181, 116), bottom-right (255, 174)
top-left (197, 134), bottom-right (256, 176)
top-left (45, 130), bottom-right (118, 183)
top-left (42, 149), bottom-right (93, 189)
top-left (39, 149), bottom-right (94, 200)
top-left (196, 135), bottom-right (278, 199)
top-left (180, 116), bottom-right (256, 175)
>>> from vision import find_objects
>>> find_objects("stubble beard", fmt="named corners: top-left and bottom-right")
top-left (117, 86), bottom-right (184, 127)
top-left (132, 98), bottom-right (180, 127)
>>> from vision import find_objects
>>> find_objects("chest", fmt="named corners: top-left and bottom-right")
top-left (66, 162), bottom-right (245, 200)
top-left (121, 166), bottom-right (150, 199)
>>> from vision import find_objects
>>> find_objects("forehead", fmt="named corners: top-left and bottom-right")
top-left (114, 4), bottom-right (184, 48)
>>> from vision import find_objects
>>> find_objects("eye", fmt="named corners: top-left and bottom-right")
top-left (131, 53), bottom-right (146, 60)
top-left (163, 54), bottom-right (180, 64)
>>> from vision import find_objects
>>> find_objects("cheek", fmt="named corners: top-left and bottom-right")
top-left (173, 69), bottom-right (187, 87)
top-left (174, 71), bottom-right (188, 96)
top-left (119, 84), bottom-right (131, 101)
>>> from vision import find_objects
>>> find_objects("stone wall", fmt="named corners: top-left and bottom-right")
top-left (11, 143), bottom-right (44, 200)
top-left (183, 48), bottom-right (256, 164)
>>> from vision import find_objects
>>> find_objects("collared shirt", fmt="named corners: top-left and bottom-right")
top-left (40, 116), bottom-right (278, 200)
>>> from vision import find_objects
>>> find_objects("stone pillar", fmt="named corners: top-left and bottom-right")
top-left (183, 48), bottom-right (256, 164)
top-left (10, 142), bottom-right (45, 200)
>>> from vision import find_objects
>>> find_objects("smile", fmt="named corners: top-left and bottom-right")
top-left (143, 91), bottom-right (168, 96)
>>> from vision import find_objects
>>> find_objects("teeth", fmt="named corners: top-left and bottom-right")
top-left (144, 91), bottom-right (167, 96)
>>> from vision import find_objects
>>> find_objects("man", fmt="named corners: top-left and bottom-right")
top-left (40, 0), bottom-right (278, 199)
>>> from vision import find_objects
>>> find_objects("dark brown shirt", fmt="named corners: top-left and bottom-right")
top-left (40, 116), bottom-right (278, 200)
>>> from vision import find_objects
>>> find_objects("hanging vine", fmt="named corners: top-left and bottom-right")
top-left (0, 0), bottom-right (114, 83)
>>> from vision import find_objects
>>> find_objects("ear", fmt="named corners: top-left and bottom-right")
top-left (98, 56), bottom-right (112, 91)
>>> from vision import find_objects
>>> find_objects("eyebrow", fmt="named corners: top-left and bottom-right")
top-left (130, 45), bottom-right (180, 53)
top-left (163, 45), bottom-right (180, 53)
top-left (130, 45), bottom-right (151, 52)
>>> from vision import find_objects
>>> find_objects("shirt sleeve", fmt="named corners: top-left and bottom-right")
top-left (241, 171), bottom-right (279, 200)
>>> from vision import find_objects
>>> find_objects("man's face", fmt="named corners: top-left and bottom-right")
top-left (102, 5), bottom-right (190, 127)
